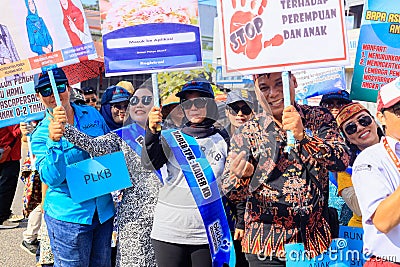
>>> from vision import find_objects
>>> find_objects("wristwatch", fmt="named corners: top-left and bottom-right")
top-left (299, 128), bottom-right (313, 145)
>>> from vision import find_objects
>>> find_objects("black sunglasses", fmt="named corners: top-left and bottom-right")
top-left (228, 103), bottom-right (252, 115)
top-left (85, 97), bottom-right (97, 103)
top-left (130, 96), bottom-right (153, 106)
top-left (112, 103), bottom-right (128, 110)
top-left (38, 83), bottom-right (67, 97)
top-left (321, 100), bottom-right (348, 109)
top-left (181, 98), bottom-right (208, 110)
top-left (343, 115), bottom-right (373, 135)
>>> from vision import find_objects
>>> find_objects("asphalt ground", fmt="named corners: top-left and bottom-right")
top-left (0, 162), bottom-right (36, 267)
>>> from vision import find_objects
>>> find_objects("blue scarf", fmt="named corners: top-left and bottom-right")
top-left (162, 129), bottom-right (235, 267)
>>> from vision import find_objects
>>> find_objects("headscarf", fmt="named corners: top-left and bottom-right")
top-left (60, 0), bottom-right (84, 47)
top-left (25, 0), bottom-right (40, 24)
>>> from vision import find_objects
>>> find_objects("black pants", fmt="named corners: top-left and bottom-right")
top-left (152, 239), bottom-right (212, 267)
top-left (245, 254), bottom-right (286, 267)
top-left (0, 160), bottom-right (20, 223)
top-left (234, 239), bottom-right (249, 267)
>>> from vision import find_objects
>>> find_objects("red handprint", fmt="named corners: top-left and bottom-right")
top-left (229, 0), bottom-right (284, 59)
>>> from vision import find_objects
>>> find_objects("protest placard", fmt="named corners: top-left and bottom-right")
top-left (350, 1), bottom-right (400, 102)
top-left (0, 0), bottom-right (97, 80)
top-left (100, 0), bottom-right (202, 76)
top-left (216, 0), bottom-right (349, 75)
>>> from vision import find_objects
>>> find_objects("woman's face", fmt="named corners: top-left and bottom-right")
top-left (28, 0), bottom-right (36, 13)
top-left (111, 101), bottom-right (128, 124)
top-left (342, 111), bottom-right (380, 151)
top-left (129, 88), bottom-right (153, 126)
top-left (181, 91), bottom-right (208, 124)
top-left (60, 0), bottom-right (68, 9)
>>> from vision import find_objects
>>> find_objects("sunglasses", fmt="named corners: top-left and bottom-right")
top-left (228, 103), bottom-right (252, 115)
top-left (130, 96), bottom-right (153, 106)
top-left (85, 98), bottom-right (97, 103)
top-left (181, 98), bottom-right (208, 110)
top-left (38, 83), bottom-right (67, 97)
top-left (343, 115), bottom-right (373, 135)
top-left (321, 100), bottom-right (348, 109)
top-left (112, 103), bottom-right (128, 110)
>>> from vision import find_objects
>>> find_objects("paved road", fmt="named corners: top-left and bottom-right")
top-left (0, 178), bottom-right (36, 267)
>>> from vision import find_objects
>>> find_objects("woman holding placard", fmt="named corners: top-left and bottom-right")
top-left (51, 84), bottom-right (161, 267)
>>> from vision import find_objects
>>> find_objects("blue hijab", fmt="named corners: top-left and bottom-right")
top-left (25, 0), bottom-right (40, 25)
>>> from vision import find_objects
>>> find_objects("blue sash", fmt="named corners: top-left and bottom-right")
top-left (162, 129), bottom-right (236, 267)
top-left (114, 123), bottom-right (162, 182)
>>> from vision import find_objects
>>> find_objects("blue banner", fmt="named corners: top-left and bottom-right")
top-left (113, 123), bottom-right (162, 183)
top-left (350, 1), bottom-right (400, 102)
top-left (285, 239), bottom-right (350, 267)
top-left (162, 129), bottom-right (235, 267)
top-left (103, 23), bottom-right (202, 75)
top-left (65, 151), bottom-right (132, 203)
top-left (339, 226), bottom-right (369, 266)
top-left (0, 77), bottom-right (45, 128)
top-left (294, 67), bottom-right (346, 101)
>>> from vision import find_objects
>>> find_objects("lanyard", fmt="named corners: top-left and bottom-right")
top-left (383, 137), bottom-right (400, 173)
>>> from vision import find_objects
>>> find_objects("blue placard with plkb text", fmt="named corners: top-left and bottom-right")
top-left (66, 151), bottom-right (132, 203)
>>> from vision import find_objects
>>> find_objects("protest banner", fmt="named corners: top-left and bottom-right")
top-left (100, 0), bottom-right (202, 76)
top-left (294, 67), bottom-right (346, 101)
top-left (339, 226), bottom-right (369, 266)
top-left (216, 0), bottom-right (349, 76)
top-left (0, 0), bottom-right (97, 80)
top-left (0, 76), bottom-right (45, 127)
top-left (285, 239), bottom-right (351, 267)
top-left (350, 1), bottom-right (400, 102)
top-left (66, 151), bottom-right (132, 203)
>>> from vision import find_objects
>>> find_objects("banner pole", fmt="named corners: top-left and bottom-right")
top-left (282, 71), bottom-right (295, 153)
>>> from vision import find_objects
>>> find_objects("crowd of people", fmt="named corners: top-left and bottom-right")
top-left (0, 67), bottom-right (399, 267)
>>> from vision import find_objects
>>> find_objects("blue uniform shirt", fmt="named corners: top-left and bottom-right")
top-left (31, 103), bottom-right (114, 224)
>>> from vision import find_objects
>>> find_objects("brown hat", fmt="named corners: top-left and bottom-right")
top-left (336, 102), bottom-right (369, 129)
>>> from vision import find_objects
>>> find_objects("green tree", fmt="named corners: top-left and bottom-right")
top-left (157, 63), bottom-right (218, 101)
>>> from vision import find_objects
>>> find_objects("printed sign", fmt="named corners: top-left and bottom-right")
top-left (66, 151), bottom-right (132, 203)
top-left (0, 0), bottom-right (97, 80)
top-left (0, 76), bottom-right (45, 127)
top-left (285, 239), bottom-right (350, 267)
top-left (216, 0), bottom-right (349, 75)
top-left (100, 0), bottom-right (202, 76)
top-left (294, 67), bottom-right (346, 100)
top-left (339, 226), bottom-right (369, 266)
top-left (350, 1), bottom-right (400, 102)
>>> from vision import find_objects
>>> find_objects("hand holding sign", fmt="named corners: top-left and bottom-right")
top-left (53, 106), bottom-right (67, 124)
top-left (229, 151), bottom-right (254, 178)
top-left (282, 105), bottom-right (305, 141)
top-left (148, 106), bottom-right (162, 134)
top-left (49, 106), bottom-right (66, 142)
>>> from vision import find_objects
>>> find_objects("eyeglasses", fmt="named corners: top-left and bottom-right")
top-left (38, 83), bottom-right (67, 97)
top-left (112, 104), bottom-right (128, 110)
top-left (227, 103), bottom-right (252, 115)
top-left (321, 100), bottom-right (348, 109)
top-left (181, 98), bottom-right (208, 110)
top-left (130, 96), bottom-right (153, 106)
top-left (343, 115), bottom-right (373, 135)
top-left (85, 98), bottom-right (97, 103)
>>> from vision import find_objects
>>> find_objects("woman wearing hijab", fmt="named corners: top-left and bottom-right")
top-left (143, 80), bottom-right (229, 267)
top-left (100, 85), bottom-right (131, 131)
top-left (25, 0), bottom-right (53, 55)
top-left (51, 85), bottom-right (161, 267)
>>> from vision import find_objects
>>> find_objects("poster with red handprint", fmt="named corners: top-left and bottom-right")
top-left (216, 0), bottom-right (349, 75)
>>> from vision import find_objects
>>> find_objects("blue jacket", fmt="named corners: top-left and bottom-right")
top-left (31, 103), bottom-right (114, 224)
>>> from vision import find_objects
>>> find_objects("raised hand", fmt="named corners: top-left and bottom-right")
top-left (148, 106), bottom-right (162, 133)
top-left (52, 106), bottom-right (67, 124)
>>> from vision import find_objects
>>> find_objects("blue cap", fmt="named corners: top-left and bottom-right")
top-left (108, 85), bottom-right (131, 104)
top-left (320, 90), bottom-right (351, 104)
top-left (176, 80), bottom-right (214, 99)
top-left (34, 68), bottom-right (68, 92)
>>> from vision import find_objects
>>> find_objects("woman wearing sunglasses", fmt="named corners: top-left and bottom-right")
top-left (50, 84), bottom-right (161, 267)
top-left (100, 85), bottom-right (131, 131)
top-left (335, 102), bottom-right (384, 227)
top-left (142, 80), bottom-right (229, 267)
